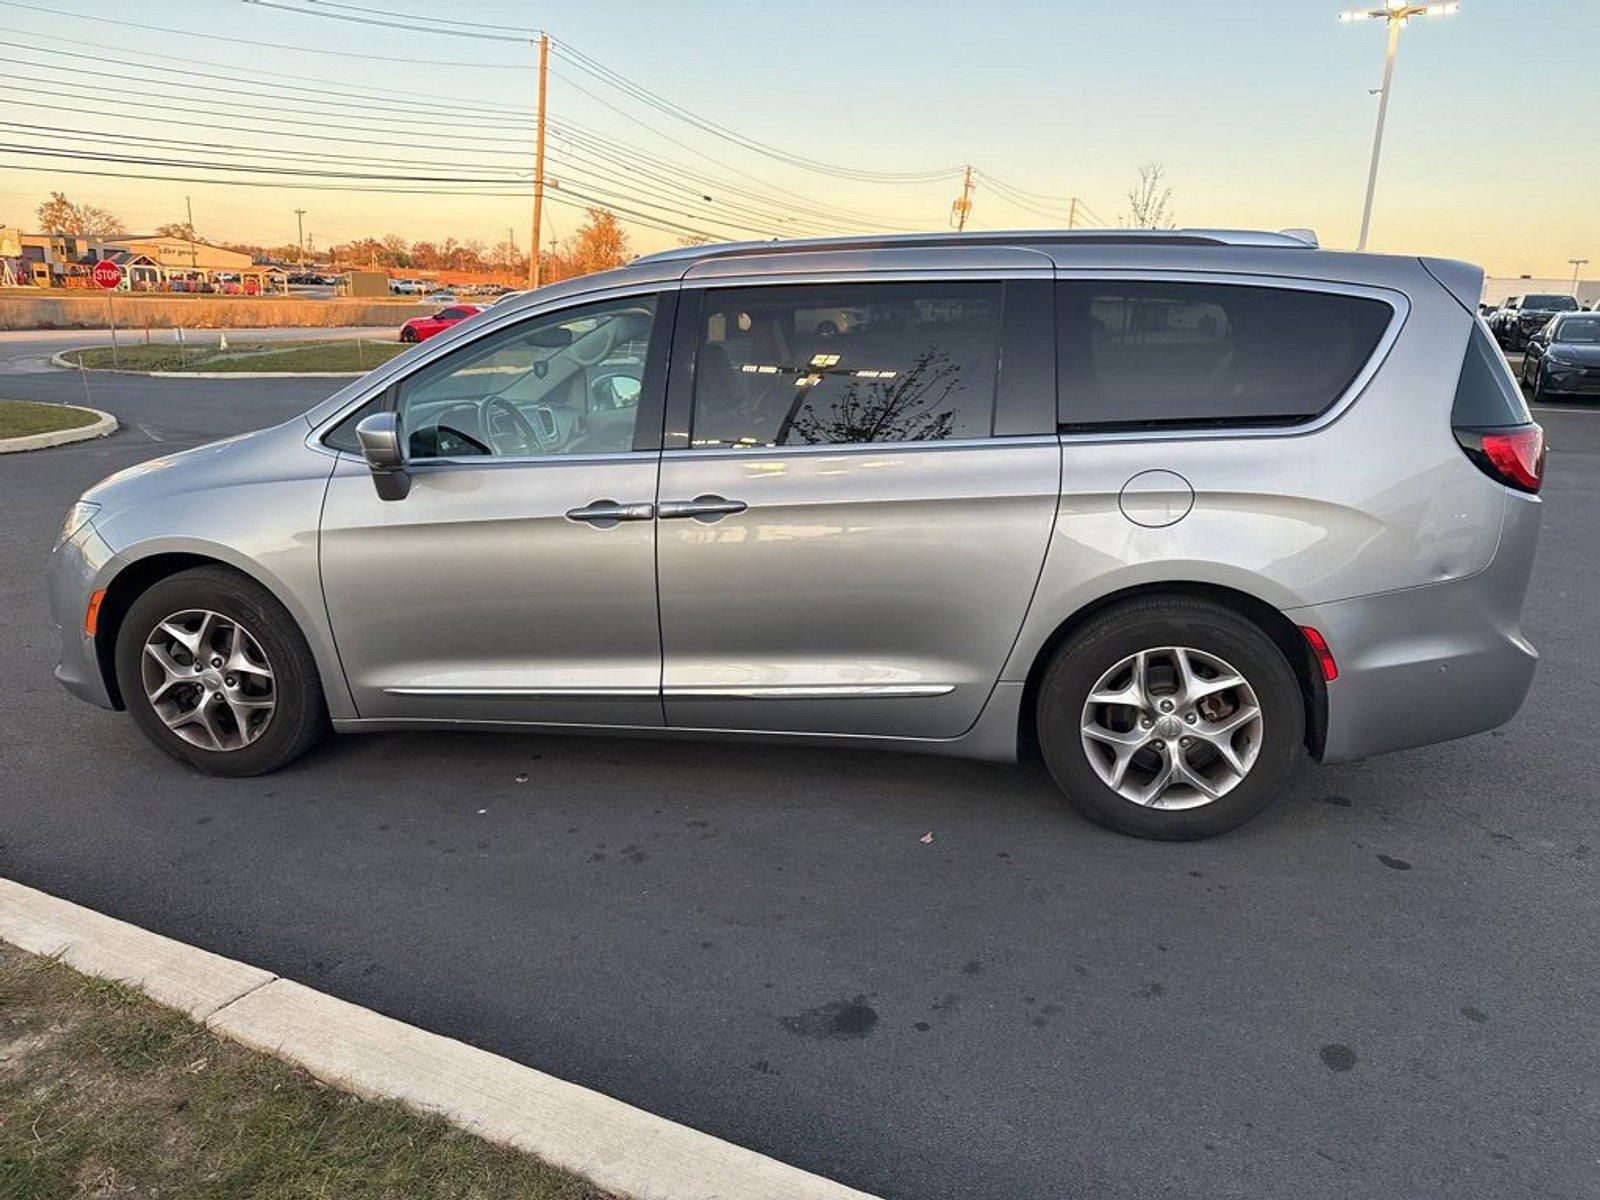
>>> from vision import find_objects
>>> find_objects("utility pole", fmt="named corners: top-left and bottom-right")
top-left (185, 196), bottom-right (198, 269)
top-left (1341, 2), bottom-right (1459, 251)
top-left (529, 31), bottom-right (549, 289)
top-left (505, 226), bottom-right (515, 271)
top-left (1067, 197), bottom-right (1079, 230)
top-left (294, 208), bottom-right (307, 264)
top-left (950, 164), bottom-right (975, 231)
top-left (1569, 258), bottom-right (1589, 297)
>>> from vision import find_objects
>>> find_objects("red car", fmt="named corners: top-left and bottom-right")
top-left (398, 304), bottom-right (481, 343)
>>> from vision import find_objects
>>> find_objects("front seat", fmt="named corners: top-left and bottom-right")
top-left (692, 341), bottom-right (747, 447)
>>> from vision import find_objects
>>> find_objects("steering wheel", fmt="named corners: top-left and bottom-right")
top-left (481, 396), bottom-right (542, 455)
top-left (568, 317), bottom-right (619, 368)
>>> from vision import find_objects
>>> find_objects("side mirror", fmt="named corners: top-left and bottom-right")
top-left (355, 411), bottom-right (410, 501)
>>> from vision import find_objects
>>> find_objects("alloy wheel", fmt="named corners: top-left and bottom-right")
top-left (1079, 646), bottom-right (1263, 810)
top-left (141, 609), bottom-right (276, 751)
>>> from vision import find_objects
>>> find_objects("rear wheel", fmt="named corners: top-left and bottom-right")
top-left (400, 327), bottom-right (418, 343)
top-left (1036, 597), bottom-right (1304, 839)
top-left (114, 566), bottom-right (327, 776)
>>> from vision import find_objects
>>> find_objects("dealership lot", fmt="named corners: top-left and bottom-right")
top-left (1, 342), bottom-right (1596, 1200)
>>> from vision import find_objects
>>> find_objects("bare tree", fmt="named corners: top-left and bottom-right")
top-left (1122, 163), bottom-right (1175, 229)
top-left (37, 192), bottom-right (125, 238)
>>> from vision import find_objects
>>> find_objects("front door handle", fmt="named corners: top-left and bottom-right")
top-left (566, 499), bottom-right (655, 528)
top-left (658, 494), bottom-right (748, 522)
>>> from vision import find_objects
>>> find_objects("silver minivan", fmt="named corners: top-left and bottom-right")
top-left (48, 230), bottom-right (1544, 838)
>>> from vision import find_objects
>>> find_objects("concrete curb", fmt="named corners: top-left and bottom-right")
top-left (49, 351), bottom-right (365, 379)
top-left (0, 404), bottom-right (118, 454)
top-left (0, 878), bottom-right (880, 1200)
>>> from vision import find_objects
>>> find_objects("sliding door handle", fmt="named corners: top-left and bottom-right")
top-left (566, 499), bottom-right (655, 528)
top-left (658, 495), bottom-right (748, 522)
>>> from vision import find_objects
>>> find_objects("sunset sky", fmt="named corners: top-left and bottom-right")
top-left (1, 0), bottom-right (1594, 277)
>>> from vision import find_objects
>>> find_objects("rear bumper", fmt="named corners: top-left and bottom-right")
top-left (1289, 492), bottom-right (1541, 764)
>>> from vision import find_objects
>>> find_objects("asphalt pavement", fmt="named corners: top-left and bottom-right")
top-left (1, 334), bottom-right (1595, 1200)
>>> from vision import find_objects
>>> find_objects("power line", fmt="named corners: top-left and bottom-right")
top-left (550, 40), bottom-right (963, 184)
top-left (299, 0), bottom-right (538, 34)
top-left (0, 1), bottom-right (534, 67)
top-left (228, 0), bottom-right (961, 185)
top-left (0, 81), bottom-right (535, 145)
top-left (0, 66), bottom-right (531, 129)
top-left (240, 0), bottom-right (537, 44)
top-left (0, 35), bottom-right (535, 116)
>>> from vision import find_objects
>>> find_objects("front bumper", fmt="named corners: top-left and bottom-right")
top-left (1540, 363), bottom-right (1600, 396)
top-left (1289, 492), bottom-right (1541, 764)
top-left (47, 523), bottom-right (118, 710)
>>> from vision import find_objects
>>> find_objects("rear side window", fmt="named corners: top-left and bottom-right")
top-left (1057, 281), bottom-right (1393, 430)
top-left (688, 281), bottom-right (1001, 448)
top-left (1452, 323), bottom-right (1532, 428)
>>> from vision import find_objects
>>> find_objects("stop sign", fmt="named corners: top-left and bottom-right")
top-left (91, 260), bottom-right (123, 290)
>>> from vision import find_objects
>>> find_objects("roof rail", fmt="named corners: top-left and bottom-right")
top-left (633, 228), bottom-right (1320, 266)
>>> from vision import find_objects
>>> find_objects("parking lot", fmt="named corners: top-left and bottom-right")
top-left (1, 335), bottom-right (1596, 1200)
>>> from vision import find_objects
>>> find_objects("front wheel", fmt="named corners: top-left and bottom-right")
top-left (1036, 597), bottom-right (1305, 840)
top-left (1529, 365), bottom-right (1549, 403)
top-left (114, 566), bottom-right (328, 776)
top-left (400, 327), bottom-right (418, 343)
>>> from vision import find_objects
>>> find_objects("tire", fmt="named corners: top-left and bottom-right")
top-left (1529, 366), bottom-right (1547, 403)
top-left (114, 566), bottom-right (328, 777)
top-left (1035, 596), bottom-right (1305, 840)
top-left (400, 328), bottom-right (418, 344)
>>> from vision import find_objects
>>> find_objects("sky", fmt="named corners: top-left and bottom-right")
top-left (0, 0), bottom-right (1595, 278)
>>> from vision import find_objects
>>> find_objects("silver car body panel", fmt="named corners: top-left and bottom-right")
top-left (48, 233), bottom-right (1541, 770)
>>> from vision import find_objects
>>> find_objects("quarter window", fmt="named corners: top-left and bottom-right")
top-left (394, 295), bottom-right (657, 459)
top-left (688, 282), bottom-right (1002, 448)
top-left (1057, 281), bottom-right (1393, 429)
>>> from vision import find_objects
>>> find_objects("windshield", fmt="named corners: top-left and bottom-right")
top-left (1555, 316), bottom-right (1600, 344)
top-left (1524, 294), bottom-right (1579, 312)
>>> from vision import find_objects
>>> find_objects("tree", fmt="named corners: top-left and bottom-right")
top-left (381, 233), bottom-right (412, 267)
top-left (36, 191), bottom-right (125, 237)
top-left (567, 208), bottom-right (630, 276)
top-left (155, 221), bottom-right (199, 242)
top-left (1122, 163), bottom-right (1175, 229)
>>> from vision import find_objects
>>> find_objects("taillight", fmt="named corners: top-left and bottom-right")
top-left (1454, 423), bottom-right (1544, 494)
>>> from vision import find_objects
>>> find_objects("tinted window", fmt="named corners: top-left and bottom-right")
top-left (396, 295), bottom-right (657, 459)
top-left (1523, 294), bottom-right (1578, 311)
top-left (689, 282), bottom-right (1001, 448)
top-left (1056, 281), bottom-right (1392, 429)
top-left (1452, 324), bottom-right (1531, 428)
top-left (437, 307), bottom-right (466, 320)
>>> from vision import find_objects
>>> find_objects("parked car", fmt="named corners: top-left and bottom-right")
top-left (1520, 311), bottom-right (1600, 400)
top-left (398, 304), bottom-right (481, 343)
top-left (47, 230), bottom-right (1544, 839)
top-left (1489, 292), bottom-right (1582, 350)
top-left (390, 278), bottom-right (425, 295)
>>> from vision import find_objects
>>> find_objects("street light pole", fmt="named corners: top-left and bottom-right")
top-left (1341, 2), bottom-right (1459, 251)
top-left (294, 208), bottom-right (307, 265)
top-left (1569, 258), bottom-right (1589, 297)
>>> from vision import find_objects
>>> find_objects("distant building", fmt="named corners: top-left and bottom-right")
top-left (1484, 276), bottom-right (1599, 307)
top-left (113, 236), bottom-right (252, 272)
top-left (4, 232), bottom-right (280, 292)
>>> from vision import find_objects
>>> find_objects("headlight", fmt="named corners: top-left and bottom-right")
top-left (59, 501), bottom-right (100, 543)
